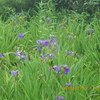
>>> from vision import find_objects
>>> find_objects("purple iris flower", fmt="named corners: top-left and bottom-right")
top-left (37, 40), bottom-right (49, 53)
top-left (20, 55), bottom-right (27, 60)
top-left (37, 44), bottom-right (41, 53)
top-left (55, 67), bottom-right (60, 73)
top-left (42, 53), bottom-right (56, 59)
top-left (66, 51), bottom-right (76, 56)
top-left (18, 33), bottom-right (24, 39)
top-left (49, 53), bottom-right (56, 59)
top-left (37, 40), bottom-right (49, 46)
top-left (55, 96), bottom-right (64, 100)
top-left (14, 51), bottom-right (21, 56)
top-left (53, 65), bottom-right (60, 73)
top-left (50, 35), bottom-right (55, 39)
top-left (50, 39), bottom-right (57, 46)
top-left (42, 55), bottom-right (47, 59)
top-left (10, 70), bottom-right (19, 77)
top-left (67, 82), bottom-right (73, 86)
top-left (46, 17), bottom-right (52, 22)
top-left (64, 82), bottom-right (73, 87)
top-left (49, 35), bottom-right (59, 52)
top-left (87, 29), bottom-right (94, 35)
top-left (37, 40), bottom-right (44, 53)
top-left (14, 51), bottom-right (27, 60)
top-left (0, 54), bottom-right (3, 58)
top-left (43, 40), bottom-right (49, 46)
top-left (37, 40), bottom-right (44, 45)
top-left (64, 67), bottom-right (70, 74)
top-left (60, 65), bottom-right (70, 74)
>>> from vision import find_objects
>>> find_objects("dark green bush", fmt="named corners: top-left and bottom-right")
top-left (0, 0), bottom-right (99, 14)
top-left (0, 0), bottom-right (40, 12)
top-left (0, 0), bottom-right (40, 21)
top-left (0, 0), bottom-right (99, 21)
top-left (53, 0), bottom-right (100, 14)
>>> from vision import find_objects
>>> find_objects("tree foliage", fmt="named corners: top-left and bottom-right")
top-left (53, 0), bottom-right (100, 14)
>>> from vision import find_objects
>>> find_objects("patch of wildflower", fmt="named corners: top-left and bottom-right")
top-left (37, 35), bottom-right (59, 53)
top-left (18, 33), bottom-right (24, 39)
top-left (46, 17), bottom-right (52, 23)
top-left (0, 54), bottom-right (3, 58)
top-left (10, 70), bottom-right (19, 77)
top-left (61, 65), bottom-right (70, 74)
top-left (87, 29), bottom-right (94, 35)
top-left (37, 39), bottom-right (49, 53)
top-left (64, 82), bottom-right (73, 87)
top-left (55, 96), bottom-right (64, 100)
top-left (14, 51), bottom-right (27, 60)
top-left (42, 53), bottom-right (56, 59)
top-left (64, 67), bottom-right (70, 74)
top-left (51, 64), bottom-right (71, 75)
top-left (53, 65), bottom-right (60, 73)
top-left (49, 35), bottom-right (59, 52)
top-left (66, 51), bottom-right (76, 57)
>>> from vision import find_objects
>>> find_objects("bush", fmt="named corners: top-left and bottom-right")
top-left (0, 0), bottom-right (99, 21)
top-left (0, 0), bottom-right (41, 21)
top-left (53, 0), bottom-right (100, 14)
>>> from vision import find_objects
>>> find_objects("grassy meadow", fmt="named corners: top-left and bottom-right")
top-left (0, 2), bottom-right (100, 100)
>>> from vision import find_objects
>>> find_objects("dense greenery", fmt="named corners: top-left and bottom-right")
top-left (0, 0), bottom-right (99, 21)
top-left (53, 0), bottom-right (100, 13)
top-left (0, 0), bottom-right (100, 100)
top-left (0, 0), bottom-right (99, 13)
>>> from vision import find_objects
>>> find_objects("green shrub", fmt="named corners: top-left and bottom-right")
top-left (53, 0), bottom-right (100, 14)
top-left (0, 0), bottom-right (99, 21)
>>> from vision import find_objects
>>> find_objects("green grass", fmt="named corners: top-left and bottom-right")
top-left (0, 6), bottom-right (100, 100)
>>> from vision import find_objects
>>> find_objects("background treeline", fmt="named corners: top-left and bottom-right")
top-left (0, 0), bottom-right (99, 21)
top-left (53, 0), bottom-right (100, 14)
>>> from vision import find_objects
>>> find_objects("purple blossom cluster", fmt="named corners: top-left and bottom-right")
top-left (55, 96), bottom-right (64, 100)
top-left (0, 20), bottom-right (95, 100)
top-left (3, 31), bottom-right (73, 92)
top-left (10, 70), bottom-right (19, 77)
top-left (60, 65), bottom-right (70, 74)
top-left (18, 33), bottom-right (24, 39)
top-left (8, 33), bottom-right (27, 78)
top-left (66, 51), bottom-right (76, 56)
top-left (53, 65), bottom-right (60, 73)
top-left (52, 65), bottom-right (70, 74)
top-left (37, 40), bottom-right (49, 53)
top-left (37, 40), bottom-right (49, 46)
top-left (87, 29), bottom-right (94, 35)
top-left (14, 51), bottom-right (27, 60)
top-left (37, 35), bottom-right (58, 53)
top-left (50, 35), bottom-right (59, 51)
top-left (0, 23), bottom-right (77, 100)
top-left (64, 82), bottom-right (73, 87)
top-left (0, 53), bottom-right (3, 58)
top-left (36, 35), bottom-right (71, 76)
top-left (42, 53), bottom-right (56, 59)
